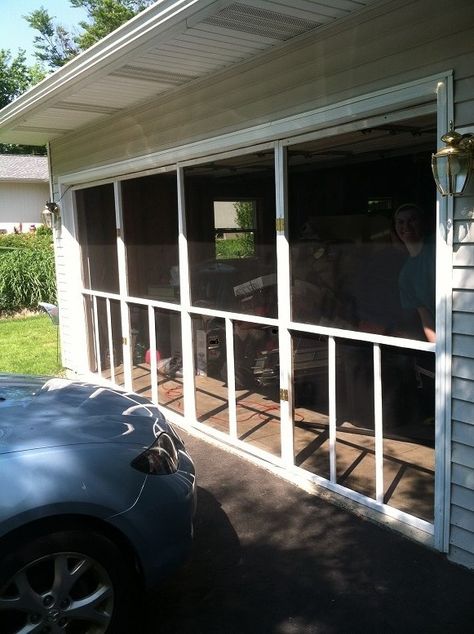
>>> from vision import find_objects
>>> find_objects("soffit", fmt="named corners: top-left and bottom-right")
top-left (0, 0), bottom-right (383, 145)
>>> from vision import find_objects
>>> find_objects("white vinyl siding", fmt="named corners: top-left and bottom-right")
top-left (50, 180), bottom-right (69, 369)
top-left (451, 59), bottom-right (474, 567)
top-left (0, 182), bottom-right (49, 229)
top-left (51, 180), bottom-right (89, 373)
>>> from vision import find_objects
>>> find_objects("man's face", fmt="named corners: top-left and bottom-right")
top-left (394, 208), bottom-right (423, 244)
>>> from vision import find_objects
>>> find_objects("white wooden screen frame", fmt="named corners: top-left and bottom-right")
top-left (64, 72), bottom-right (453, 550)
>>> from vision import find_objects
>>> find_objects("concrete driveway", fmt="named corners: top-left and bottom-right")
top-left (145, 431), bottom-right (473, 633)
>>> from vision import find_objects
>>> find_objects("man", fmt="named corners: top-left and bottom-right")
top-left (394, 203), bottom-right (435, 342)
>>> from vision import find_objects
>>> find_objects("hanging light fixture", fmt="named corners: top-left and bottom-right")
top-left (41, 202), bottom-right (60, 229)
top-left (432, 121), bottom-right (474, 196)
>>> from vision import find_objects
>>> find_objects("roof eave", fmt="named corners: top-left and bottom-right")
top-left (0, 0), bottom-right (222, 143)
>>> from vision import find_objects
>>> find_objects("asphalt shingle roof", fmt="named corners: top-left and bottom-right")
top-left (0, 154), bottom-right (48, 182)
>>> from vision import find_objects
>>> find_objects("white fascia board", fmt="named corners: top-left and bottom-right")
top-left (0, 0), bottom-right (221, 133)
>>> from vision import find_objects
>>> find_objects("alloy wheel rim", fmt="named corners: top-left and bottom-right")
top-left (0, 551), bottom-right (114, 634)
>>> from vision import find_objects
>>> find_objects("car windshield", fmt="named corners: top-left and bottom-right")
top-left (0, 375), bottom-right (45, 404)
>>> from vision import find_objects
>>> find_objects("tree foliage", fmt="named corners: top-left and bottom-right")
top-left (235, 201), bottom-right (255, 254)
top-left (73, 0), bottom-right (155, 50)
top-left (234, 201), bottom-right (254, 230)
top-left (0, 2), bottom-right (154, 155)
top-left (24, 8), bottom-right (78, 69)
top-left (0, 50), bottom-right (43, 109)
top-left (0, 50), bottom-right (46, 154)
top-left (25, 1), bottom-right (156, 70)
top-left (220, 201), bottom-right (255, 259)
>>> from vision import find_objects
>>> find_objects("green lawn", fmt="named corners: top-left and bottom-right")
top-left (0, 314), bottom-right (63, 376)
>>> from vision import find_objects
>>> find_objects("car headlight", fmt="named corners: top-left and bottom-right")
top-left (131, 433), bottom-right (179, 475)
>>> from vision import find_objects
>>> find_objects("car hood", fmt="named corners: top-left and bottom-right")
top-left (0, 377), bottom-right (170, 454)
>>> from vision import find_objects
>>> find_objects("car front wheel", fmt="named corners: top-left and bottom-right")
top-left (0, 529), bottom-right (138, 634)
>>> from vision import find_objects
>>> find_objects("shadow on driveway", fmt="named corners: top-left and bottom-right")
top-left (145, 433), bottom-right (473, 633)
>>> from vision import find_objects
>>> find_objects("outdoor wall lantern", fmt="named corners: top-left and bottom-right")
top-left (432, 121), bottom-right (474, 196)
top-left (42, 201), bottom-right (61, 229)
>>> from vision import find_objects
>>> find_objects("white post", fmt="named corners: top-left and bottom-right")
top-left (434, 74), bottom-right (454, 552)
top-left (92, 295), bottom-right (101, 375)
top-left (373, 343), bottom-right (384, 504)
top-left (106, 298), bottom-right (115, 383)
top-left (329, 336), bottom-right (337, 483)
top-left (275, 142), bottom-right (294, 466)
top-left (226, 317), bottom-right (237, 439)
top-left (114, 181), bottom-right (132, 391)
top-left (148, 305), bottom-right (158, 404)
top-left (177, 166), bottom-right (196, 420)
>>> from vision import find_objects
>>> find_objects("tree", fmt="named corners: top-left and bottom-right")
top-left (233, 201), bottom-right (255, 257)
top-left (72, 0), bottom-right (155, 51)
top-left (0, 50), bottom-right (43, 110)
top-left (24, 8), bottom-right (78, 69)
top-left (235, 201), bottom-right (254, 232)
top-left (25, 1), bottom-right (156, 70)
top-left (0, 50), bottom-right (46, 155)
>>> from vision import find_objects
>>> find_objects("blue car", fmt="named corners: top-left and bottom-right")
top-left (0, 375), bottom-right (196, 633)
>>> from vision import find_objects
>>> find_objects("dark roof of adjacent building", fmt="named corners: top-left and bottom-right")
top-left (0, 154), bottom-right (49, 182)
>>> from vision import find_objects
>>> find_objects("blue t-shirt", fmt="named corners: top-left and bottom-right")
top-left (399, 241), bottom-right (435, 320)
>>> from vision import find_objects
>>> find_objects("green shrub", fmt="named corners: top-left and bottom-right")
top-left (216, 235), bottom-right (255, 259)
top-left (0, 228), bottom-right (52, 250)
top-left (0, 231), bottom-right (56, 313)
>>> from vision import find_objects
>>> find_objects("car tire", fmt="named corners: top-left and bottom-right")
top-left (0, 529), bottom-right (139, 634)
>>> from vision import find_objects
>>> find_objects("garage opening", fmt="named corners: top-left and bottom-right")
top-left (287, 113), bottom-right (437, 522)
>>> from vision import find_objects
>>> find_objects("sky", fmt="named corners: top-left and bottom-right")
top-left (0, 0), bottom-right (88, 64)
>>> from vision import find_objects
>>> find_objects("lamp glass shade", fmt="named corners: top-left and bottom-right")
top-left (432, 147), bottom-right (471, 196)
top-left (42, 206), bottom-right (54, 229)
